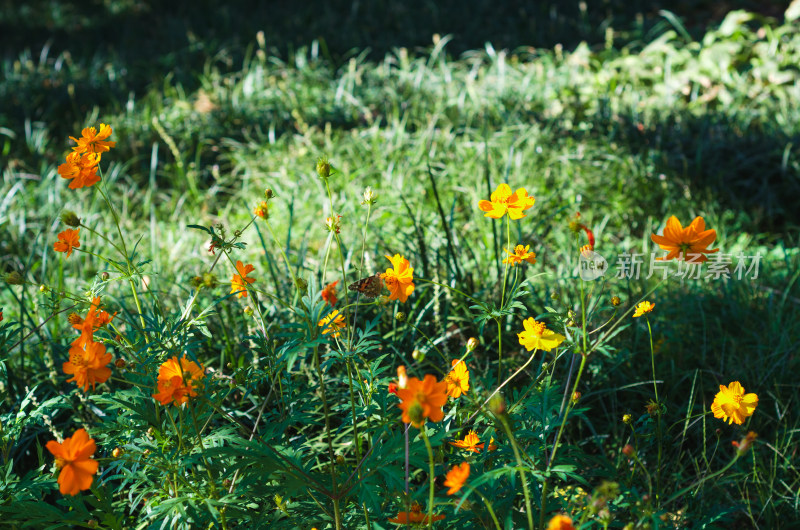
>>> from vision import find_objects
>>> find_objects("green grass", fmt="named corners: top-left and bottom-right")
top-left (2, 4), bottom-right (800, 529)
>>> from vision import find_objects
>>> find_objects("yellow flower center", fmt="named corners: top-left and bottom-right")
top-left (530, 320), bottom-right (546, 337)
top-left (54, 456), bottom-right (66, 470)
top-left (731, 393), bottom-right (743, 405)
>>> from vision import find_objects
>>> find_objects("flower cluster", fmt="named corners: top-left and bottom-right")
top-left (64, 297), bottom-right (114, 392)
top-left (57, 124), bottom-right (115, 189)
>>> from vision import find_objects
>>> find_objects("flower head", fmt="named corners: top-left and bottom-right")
top-left (711, 381), bottom-right (758, 425)
top-left (478, 183), bottom-right (535, 220)
top-left (230, 261), bottom-right (256, 298)
top-left (518, 318), bottom-right (566, 352)
top-left (64, 340), bottom-right (112, 392)
top-left (732, 431), bottom-right (757, 455)
top-left (325, 214), bottom-right (342, 234)
top-left (444, 462), bottom-right (470, 495)
top-left (152, 355), bottom-right (206, 406)
top-left (71, 297), bottom-right (114, 348)
top-left (69, 123), bottom-right (116, 155)
top-left (396, 374), bottom-right (448, 428)
top-left (650, 215), bottom-right (719, 262)
top-left (318, 309), bottom-right (346, 338)
top-left (46, 428), bottom-right (98, 496)
top-left (321, 281), bottom-right (339, 306)
top-left (449, 430), bottom-right (497, 453)
top-left (547, 514), bottom-right (576, 530)
top-left (253, 201), bottom-right (269, 219)
top-left (54, 229), bottom-right (81, 257)
top-left (361, 187), bottom-right (378, 206)
top-left (57, 152), bottom-right (101, 189)
top-left (503, 244), bottom-right (537, 266)
top-left (632, 301), bottom-right (655, 318)
top-left (387, 502), bottom-right (445, 525)
top-left (381, 254), bottom-right (414, 303)
top-left (445, 359), bottom-right (469, 398)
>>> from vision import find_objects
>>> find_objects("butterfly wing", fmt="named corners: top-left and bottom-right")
top-left (348, 273), bottom-right (383, 298)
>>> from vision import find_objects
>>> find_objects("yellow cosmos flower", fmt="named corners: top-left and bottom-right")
top-left (318, 309), bottom-right (346, 338)
top-left (444, 462), bottom-right (470, 495)
top-left (517, 318), bottom-right (566, 352)
top-left (445, 359), bottom-right (469, 398)
top-left (502, 244), bottom-right (537, 266)
top-left (478, 183), bottom-right (535, 220)
top-left (632, 301), bottom-right (655, 318)
top-left (711, 381), bottom-right (758, 425)
top-left (650, 215), bottom-right (719, 262)
top-left (381, 254), bottom-right (414, 303)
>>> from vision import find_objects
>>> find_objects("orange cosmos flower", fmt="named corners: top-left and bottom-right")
top-left (69, 123), bottom-right (116, 155)
top-left (450, 430), bottom-right (497, 453)
top-left (444, 462), bottom-right (470, 495)
top-left (632, 301), bottom-right (655, 318)
top-left (445, 359), bottom-right (469, 398)
top-left (63, 340), bottom-right (112, 392)
top-left (321, 281), bottom-right (339, 306)
top-left (253, 201), bottom-right (269, 219)
top-left (46, 428), bottom-right (99, 496)
top-left (230, 260), bottom-right (256, 298)
top-left (381, 254), bottom-right (414, 303)
top-left (387, 502), bottom-right (445, 525)
top-left (650, 215), bottom-right (719, 262)
top-left (318, 309), bottom-right (346, 338)
top-left (53, 229), bottom-right (81, 257)
top-left (478, 183), bottom-right (535, 220)
top-left (57, 151), bottom-right (102, 189)
top-left (70, 297), bottom-right (114, 348)
top-left (711, 381), bottom-right (758, 425)
top-left (518, 318), bottom-right (566, 352)
top-left (502, 244), bottom-right (537, 266)
top-left (152, 355), bottom-right (206, 406)
top-left (547, 514), bottom-right (576, 530)
top-left (396, 374), bottom-right (448, 428)
top-left (732, 431), bottom-right (757, 455)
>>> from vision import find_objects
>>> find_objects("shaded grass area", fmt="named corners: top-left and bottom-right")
top-left (1, 3), bottom-right (800, 528)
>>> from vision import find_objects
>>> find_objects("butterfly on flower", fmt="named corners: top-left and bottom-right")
top-left (348, 273), bottom-right (383, 298)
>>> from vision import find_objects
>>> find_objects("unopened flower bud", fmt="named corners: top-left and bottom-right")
top-left (408, 402), bottom-right (425, 426)
top-left (101, 272), bottom-right (109, 281)
top-left (466, 337), bottom-right (478, 352)
top-left (264, 188), bottom-right (275, 199)
top-left (411, 349), bottom-right (424, 362)
top-left (5, 271), bottom-right (23, 285)
top-left (61, 210), bottom-right (81, 227)
top-left (622, 413), bottom-right (632, 424)
top-left (316, 157), bottom-right (331, 179)
top-left (39, 284), bottom-right (48, 293)
top-left (550, 292), bottom-right (560, 301)
top-left (395, 312), bottom-right (406, 322)
top-left (571, 391), bottom-right (581, 404)
top-left (114, 359), bottom-right (126, 369)
top-left (87, 520), bottom-right (98, 528)
top-left (622, 444), bottom-right (635, 457)
top-left (146, 427), bottom-right (155, 437)
top-left (489, 393), bottom-right (507, 416)
top-left (336, 454), bottom-right (345, 465)
top-left (112, 447), bottom-right (125, 458)
top-left (243, 306), bottom-right (254, 316)
top-left (732, 431), bottom-right (757, 456)
top-left (611, 295), bottom-right (621, 307)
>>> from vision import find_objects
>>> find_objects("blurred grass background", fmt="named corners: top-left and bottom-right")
top-left (2, 0), bottom-right (800, 526)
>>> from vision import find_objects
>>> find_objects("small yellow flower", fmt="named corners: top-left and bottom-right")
top-left (632, 301), bottom-right (655, 318)
top-left (318, 310), bottom-right (346, 338)
top-left (517, 318), bottom-right (565, 352)
top-left (502, 244), bottom-right (537, 266)
top-left (711, 381), bottom-right (758, 425)
top-left (443, 462), bottom-right (470, 495)
top-left (445, 359), bottom-right (469, 398)
top-left (478, 183), bottom-right (535, 220)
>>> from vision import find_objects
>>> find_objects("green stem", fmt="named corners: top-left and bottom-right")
top-left (498, 414), bottom-right (534, 530)
top-left (663, 455), bottom-right (740, 507)
top-left (646, 316), bottom-right (662, 505)
top-left (421, 428), bottom-right (436, 530)
top-left (497, 217), bottom-right (511, 384)
top-left (472, 488), bottom-right (502, 530)
top-left (314, 345), bottom-right (341, 529)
